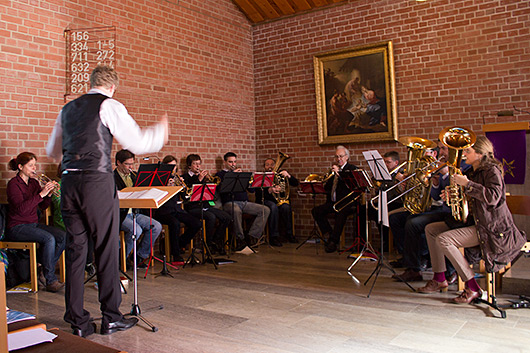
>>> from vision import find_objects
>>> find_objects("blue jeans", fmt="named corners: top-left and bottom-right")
top-left (121, 213), bottom-right (162, 260)
top-left (6, 223), bottom-right (66, 284)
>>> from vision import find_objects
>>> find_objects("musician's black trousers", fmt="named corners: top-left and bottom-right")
top-left (311, 202), bottom-right (355, 243)
top-left (61, 172), bottom-right (122, 331)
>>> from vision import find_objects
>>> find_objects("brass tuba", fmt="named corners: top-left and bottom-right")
top-left (271, 152), bottom-right (291, 206)
top-left (399, 136), bottom-right (438, 214)
top-left (439, 126), bottom-right (476, 223)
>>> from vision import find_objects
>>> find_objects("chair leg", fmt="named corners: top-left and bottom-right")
top-left (119, 231), bottom-right (127, 272)
top-left (163, 224), bottom-right (171, 262)
top-left (59, 251), bottom-right (66, 283)
top-left (28, 243), bottom-right (38, 293)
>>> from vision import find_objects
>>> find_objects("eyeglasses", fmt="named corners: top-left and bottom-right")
top-left (335, 154), bottom-right (347, 159)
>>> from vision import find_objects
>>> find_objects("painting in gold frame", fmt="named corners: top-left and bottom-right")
top-left (313, 41), bottom-right (398, 145)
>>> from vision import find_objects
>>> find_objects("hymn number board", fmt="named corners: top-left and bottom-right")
top-left (65, 26), bottom-right (116, 97)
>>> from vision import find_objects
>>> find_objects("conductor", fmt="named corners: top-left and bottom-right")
top-left (47, 65), bottom-right (168, 337)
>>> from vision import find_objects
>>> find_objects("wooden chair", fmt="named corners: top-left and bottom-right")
top-left (457, 195), bottom-right (530, 317)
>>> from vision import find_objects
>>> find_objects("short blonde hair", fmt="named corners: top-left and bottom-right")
top-left (90, 65), bottom-right (119, 89)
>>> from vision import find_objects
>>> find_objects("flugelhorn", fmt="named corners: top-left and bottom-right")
top-left (200, 169), bottom-right (221, 184)
top-left (33, 172), bottom-right (61, 198)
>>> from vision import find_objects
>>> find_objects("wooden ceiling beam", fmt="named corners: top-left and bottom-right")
top-left (271, 0), bottom-right (296, 15)
top-left (254, 0), bottom-right (281, 19)
top-left (232, 0), bottom-right (265, 23)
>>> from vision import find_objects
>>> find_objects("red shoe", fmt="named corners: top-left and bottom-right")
top-left (417, 279), bottom-right (449, 294)
top-left (453, 287), bottom-right (481, 304)
top-left (171, 261), bottom-right (184, 267)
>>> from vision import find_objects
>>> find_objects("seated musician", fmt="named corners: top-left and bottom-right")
top-left (5, 152), bottom-right (66, 292)
top-left (215, 152), bottom-right (270, 249)
top-left (182, 154), bottom-right (231, 255)
top-left (418, 136), bottom-right (526, 303)
top-left (153, 155), bottom-right (201, 264)
top-left (390, 141), bottom-right (455, 282)
top-left (254, 158), bottom-right (299, 246)
top-left (113, 149), bottom-right (162, 268)
top-left (311, 145), bottom-right (358, 253)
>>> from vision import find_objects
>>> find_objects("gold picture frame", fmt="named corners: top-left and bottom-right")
top-left (313, 41), bottom-right (398, 144)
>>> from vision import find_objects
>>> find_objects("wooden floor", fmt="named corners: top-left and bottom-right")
top-left (7, 242), bottom-right (530, 353)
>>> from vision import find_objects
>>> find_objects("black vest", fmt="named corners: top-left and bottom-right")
top-left (61, 93), bottom-right (114, 173)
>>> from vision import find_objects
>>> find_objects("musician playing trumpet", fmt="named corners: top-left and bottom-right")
top-left (5, 152), bottom-right (66, 292)
top-left (311, 145), bottom-right (358, 253)
top-left (254, 158), bottom-right (299, 246)
top-left (182, 154), bottom-right (231, 255)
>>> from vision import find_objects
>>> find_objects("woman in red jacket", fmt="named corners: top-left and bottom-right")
top-left (418, 136), bottom-right (526, 303)
top-left (6, 152), bottom-right (66, 292)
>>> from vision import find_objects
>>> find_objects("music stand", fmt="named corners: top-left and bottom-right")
top-left (352, 151), bottom-right (415, 296)
top-left (296, 181), bottom-right (327, 251)
top-left (251, 172), bottom-right (274, 247)
top-left (183, 183), bottom-right (218, 269)
top-left (218, 172), bottom-right (253, 254)
top-left (337, 169), bottom-right (371, 256)
top-left (119, 185), bottom-right (182, 332)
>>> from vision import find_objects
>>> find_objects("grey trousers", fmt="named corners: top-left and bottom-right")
top-left (223, 201), bottom-right (270, 239)
top-left (425, 222), bottom-right (479, 282)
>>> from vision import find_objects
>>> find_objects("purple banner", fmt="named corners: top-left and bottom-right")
top-left (485, 130), bottom-right (526, 184)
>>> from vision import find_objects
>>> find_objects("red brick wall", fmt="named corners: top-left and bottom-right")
top-left (253, 0), bottom-right (530, 235)
top-left (0, 0), bottom-right (253, 201)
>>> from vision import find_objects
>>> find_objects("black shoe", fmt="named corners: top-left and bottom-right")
top-left (235, 240), bottom-right (247, 252)
top-left (269, 238), bottom-right (283, 247)
top-left (73, 322), bottom-right (96, 338)
top-left (325, 241), bottom-right (337, 253)
top-left (286, 235), bottom-right (298, 243)
top-left (101, 317), bottom-right (138, 335)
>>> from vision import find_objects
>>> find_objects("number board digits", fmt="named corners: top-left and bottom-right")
top-left (65, 26), bottom-right (116, 96)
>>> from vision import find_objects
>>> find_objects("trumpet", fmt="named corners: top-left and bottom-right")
top-left (168, 173), bottom-right (191, 198)
top-left (33, 172), bottom-right (61, 198)
top-left (199, 169), bottom-right (221, 184)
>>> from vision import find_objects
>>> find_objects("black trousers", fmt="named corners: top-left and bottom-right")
top-left (155, 208), bottom-right (201, 258)
top-left (311, 202), bottom-right (355, 243)
top-left (188, 207), bottom-right (231, 244)
top-left (61, 172), bottom-right (122, 331)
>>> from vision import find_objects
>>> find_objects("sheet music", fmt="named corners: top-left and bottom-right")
top-left (118, 188), bottom-right (168, 202)
top-left (362, 150), bottom-right (392, 182)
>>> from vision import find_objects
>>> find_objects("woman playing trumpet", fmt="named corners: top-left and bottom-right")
top-left (5, 152), bottom-right (66, 292)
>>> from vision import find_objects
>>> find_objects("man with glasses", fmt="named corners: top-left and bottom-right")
top-left (311, 145), bottom-right (358, 253)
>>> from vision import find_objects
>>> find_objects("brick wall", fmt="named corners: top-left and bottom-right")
top-left (0, 0), bottom-right (254, 202)
top-left (253, 0), bottom-right (530, 236)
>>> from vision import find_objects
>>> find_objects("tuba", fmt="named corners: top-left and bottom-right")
top-left (271, 152), bottom-right (290, 206)
top-left (439, 126), bottom-right (476, 223)
top-left (399, 136), bottom-right (438, 214)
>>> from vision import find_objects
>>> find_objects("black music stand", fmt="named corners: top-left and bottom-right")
top-left (356, 151), bottom-right (415, 296)
top-left (251, 172), bottom-right (274, 247)
top-left (219, 171), bottom-right (253, 254)
top-left (338, 169), bottom-right (371, 257)
top-left (296, 181), bottom-right (327, 251)
top-left (184, 183), bottom-right (218, 269)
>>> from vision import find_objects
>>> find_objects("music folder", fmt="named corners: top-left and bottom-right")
top-left (190, 184), bottom-right (217, 202)
top-left (251, 172), bottom-right (274, 188)
top-left (118, 186), bottom-right (182, 209)
top-left (299, 181), bottom-right (326, 195)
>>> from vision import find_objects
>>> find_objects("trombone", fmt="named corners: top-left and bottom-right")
top-left (332, 169), bottom-right (373, 213)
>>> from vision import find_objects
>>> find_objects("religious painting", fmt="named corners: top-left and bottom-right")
top-left (313, 41), bottom-right (398, 144)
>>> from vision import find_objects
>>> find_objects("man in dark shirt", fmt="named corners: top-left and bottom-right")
top-left (216, 152), bottom-right (269, 248)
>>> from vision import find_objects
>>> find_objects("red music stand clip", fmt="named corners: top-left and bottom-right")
top-left (251, 172), bottom-right (275, 188)
top-left (190, 183), bottom-right (217, 202)
top-left (299, 181), bottom-right (326, 194)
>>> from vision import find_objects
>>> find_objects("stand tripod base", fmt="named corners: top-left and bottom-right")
top-left (127, 304), bottom-right (159, 332)
top-left (155, 255), bottom-right (174, 278)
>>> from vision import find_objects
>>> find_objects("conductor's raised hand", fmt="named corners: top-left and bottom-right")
top-left (160, 113), bottom-right (169, 144)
